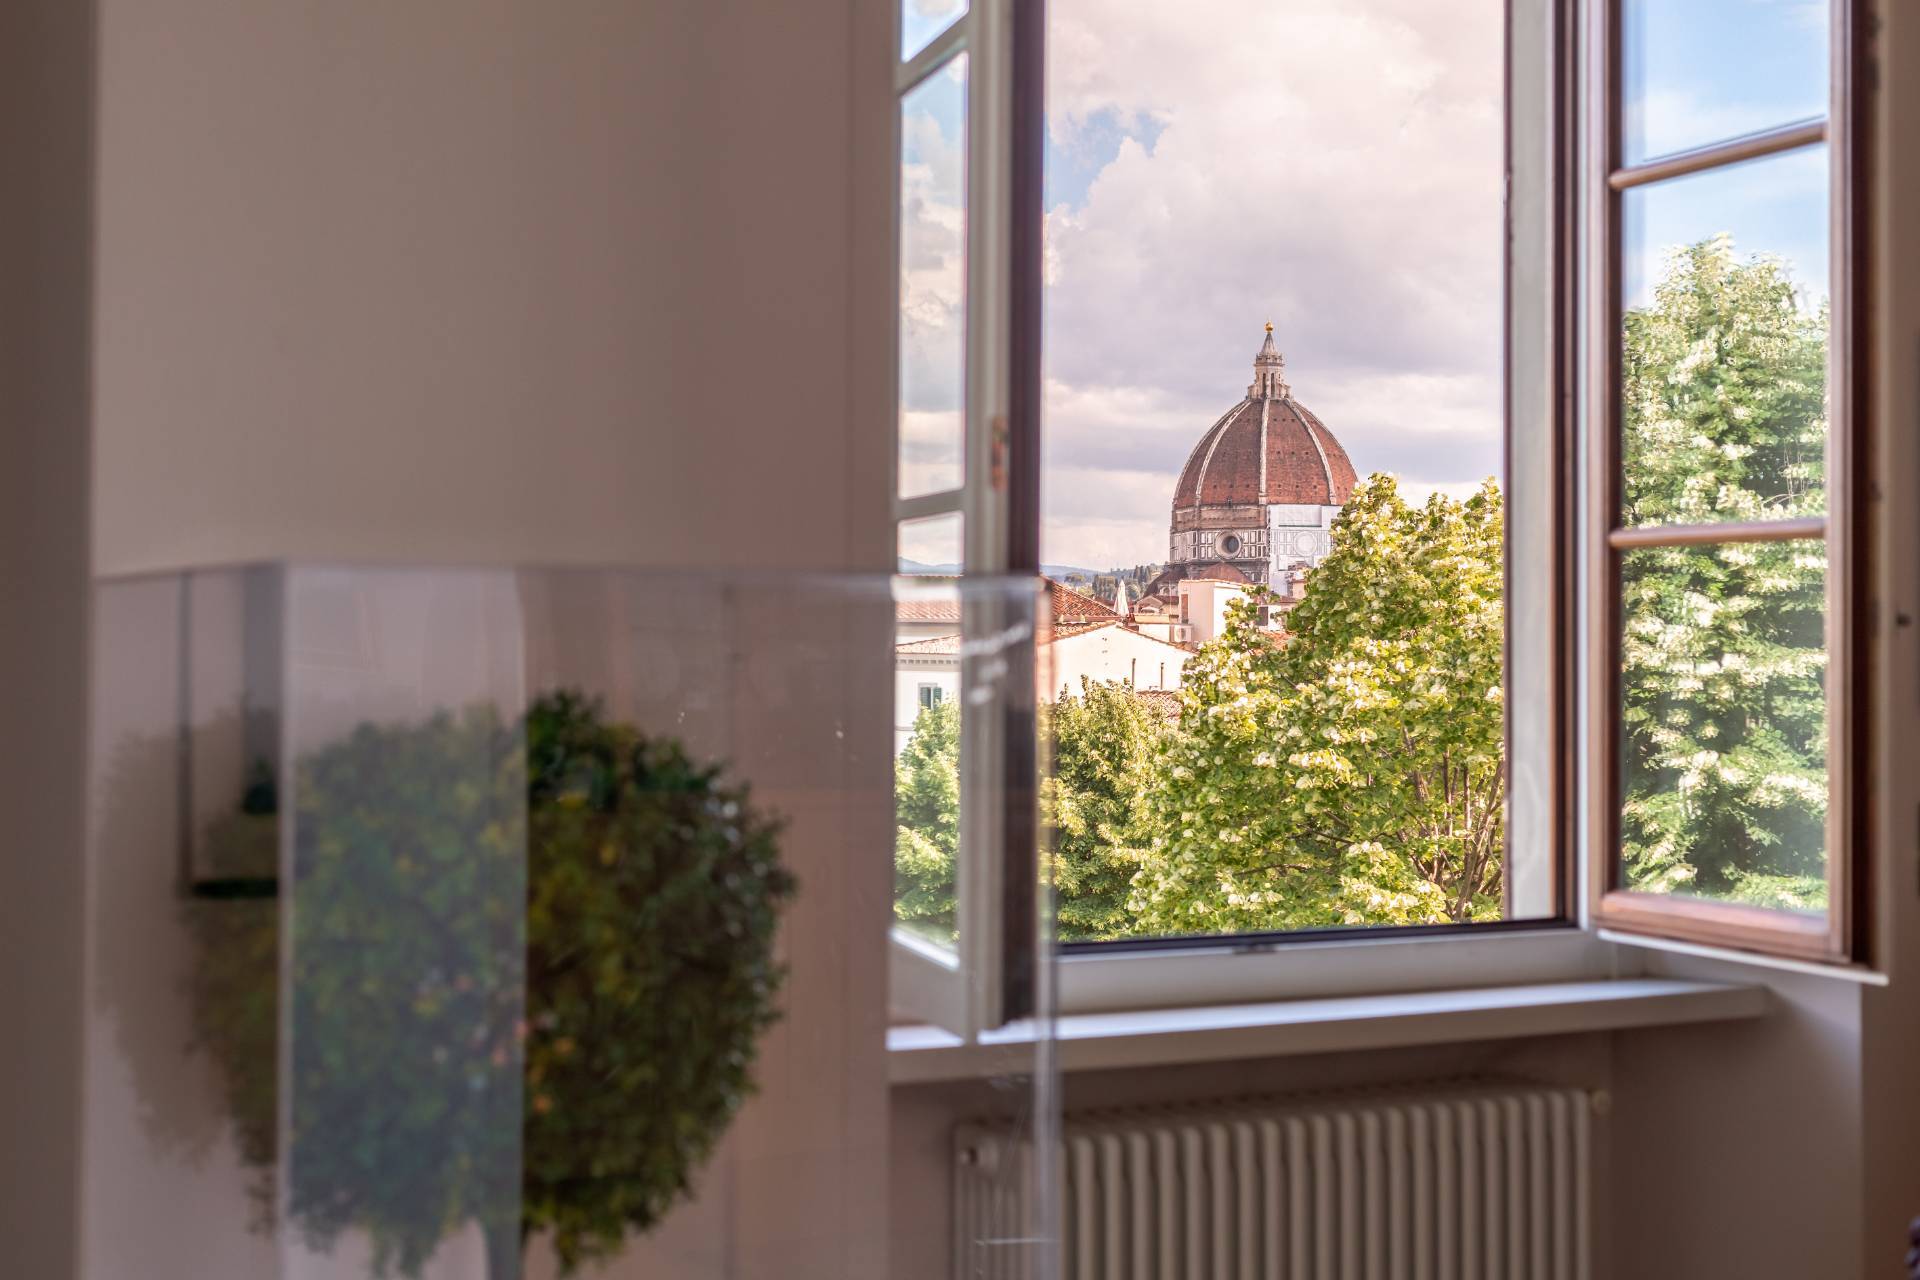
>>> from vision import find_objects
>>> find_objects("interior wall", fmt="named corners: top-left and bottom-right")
top-left (82, 3), bottom-right (900, 1278)
top-left (91, 0), bottom-right (889, 578)
top-left (1610, 961), bottom-right (1866, 1277)
top-left (0, 0), bottom-right (96, 1273)
top-left (1858, 0), bottom-right (1920, 1263)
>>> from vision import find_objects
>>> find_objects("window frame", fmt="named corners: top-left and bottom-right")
top-left (888, 0), bottom-right (1045, 1037)
top-left (889, 0), bottom-right (1877, 1033)
top-left (1582, 0), bottom-right (1868, 964)
top-left (1049, 0), bottom-right (1582, 974)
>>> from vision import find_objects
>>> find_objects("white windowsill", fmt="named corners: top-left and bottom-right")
top-left (886, 978), bottom-right (1767, 1084)
top-left (1597, 929), bottom-right (1890, 985)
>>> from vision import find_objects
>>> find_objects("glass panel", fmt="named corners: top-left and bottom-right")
top-left (893, 576), bottom-right (964, 948)
top-left (84, 564), bottom-right (1058, 1279)
top-left (897, 509), bottom-right (963, 571)
top-left (1042, 0), bottom-right (1536, 941)
top-left (1618, 540), bottom-right (1827, 911)
top-left (898, 55), bottom-right (969, 499)
top-left (1622, 0), bottom-right (1829, 165)
top-left (901, 0), bottom-right (967, 62)
top-left (1621, 146), bottom-right (1830, 528)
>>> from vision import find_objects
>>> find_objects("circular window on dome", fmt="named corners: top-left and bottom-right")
top-left (1220, 534), bottom-right (1242, 555)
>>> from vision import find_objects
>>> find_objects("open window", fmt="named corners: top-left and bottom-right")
top-left (1029, 0), bottom-right (1575, 963)
top-left (890, 0), bottom-right (1046, 1035)
top-left (1585, 0), bottom-right (1863, 963)
top-left (889, 0), bottom-right (1869, 1038)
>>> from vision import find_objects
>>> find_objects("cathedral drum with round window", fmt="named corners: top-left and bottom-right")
top-left (1147, 325), bottom-right (1357, 612)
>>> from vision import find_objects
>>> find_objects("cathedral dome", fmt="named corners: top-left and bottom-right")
top-left (1171, 326), bottom-right (1357, 511)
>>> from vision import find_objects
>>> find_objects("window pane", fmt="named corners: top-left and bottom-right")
top-left (899, 55), bottom-right (968, 499)
top-left (1622, 0), bottom-right (1829, 165)
top-left (902, 0), bottom-right (967, 62)
top-left (1620, 146), bottom-right (1829, 528)
top-left (897, 510), bottom-right (963, 571)
top-left (895, 578), bottom-right (964, 947)
top-left (1041, 0), bottom-right (1532, 941)
top-left (1618, 539), bottom-right (1827, 911)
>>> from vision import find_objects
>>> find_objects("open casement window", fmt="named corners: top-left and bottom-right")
top-left (890, 0), bottom-right (1045, 1035)
top-left (894, 0), bottom-right (1601, 1022)
top-left (1586, 0), bottom-right (1863, 962)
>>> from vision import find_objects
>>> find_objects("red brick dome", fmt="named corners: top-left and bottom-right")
top-left (1172, 328), bottom-right (1357, 510)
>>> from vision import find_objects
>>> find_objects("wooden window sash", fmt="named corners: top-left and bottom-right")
top-left (1586, 0), bottom-right (1866, 965)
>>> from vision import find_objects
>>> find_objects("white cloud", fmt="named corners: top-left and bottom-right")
top-left (898, 57), bottom-right (969, 496)
top-left (1038, 0), bottom-right (1507, 567)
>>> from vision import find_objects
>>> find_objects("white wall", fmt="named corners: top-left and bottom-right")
top-left (1044, 625), bottom-right (1187, 697)
top-left (79, 2), bottom-right (901, 1278)
top-left (895, 660), bottom-right (960, 753)
top-left (92, 0), bottom-right (889, 578)
top-left (1177, 579), bottom-right (1247, 646)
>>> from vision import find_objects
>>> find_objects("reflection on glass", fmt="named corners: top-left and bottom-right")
top-left (894, 578), bottom-right (963, 947)
top-left (1622, 0), bottom-right (1828, 164)
top-left (899, 55), bottom-right (969, 499)
top-left (901, 0), bottom-right (967, 61)
top-left (89, 566), bottom-right (1058, 1278)
top-left (1621, 147), bottom-right (1829, 528)
top-left (1618, 540), bottom-right (1827, 911)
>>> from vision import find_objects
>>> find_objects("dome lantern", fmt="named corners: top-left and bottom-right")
top-left (1248, 321), bottom-right (1290, 400)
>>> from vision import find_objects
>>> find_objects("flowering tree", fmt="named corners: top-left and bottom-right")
top-left (1130, 475), bottom-right (1506, 934)
top-left (893, 699), bottom-right (961, 939)
top-left (1047, 678), bottom-right (1172, 941)
top-left (1617, 236), bottom-right (1828, 908)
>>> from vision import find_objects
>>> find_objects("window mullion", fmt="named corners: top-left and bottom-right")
top-left (1607, 118), bottom-right (1827, 192)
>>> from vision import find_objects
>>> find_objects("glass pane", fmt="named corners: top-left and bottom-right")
top-left (85, 564), bottom-right (1060, 1278)
top-left (897, 509), bottom-right (963, 571)
top-left (898, 55), bottom-right (968, 499)
top-left (902, 0), bottom-right (967, 61)
top-left (1621, 146), bottom-right (1829, 528)
top-left (1041, 0), bottom-right (1532, 940)
top-left (893, 576), bottom-right (964, 948)
top-left (1622, 0), bottom-right (1829, 165)
top-left (1618, 540), bottom-right (1827, 911)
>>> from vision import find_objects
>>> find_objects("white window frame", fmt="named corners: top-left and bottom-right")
top-left (888, 0), bottom-right (1027, 1038)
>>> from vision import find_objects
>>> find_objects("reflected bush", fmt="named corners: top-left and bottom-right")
top-left (185, 692), bottom-right (796, 1279)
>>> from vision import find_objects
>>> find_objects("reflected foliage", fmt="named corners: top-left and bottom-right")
top-left (1622, 234), bottom-right (1827, 526)
top-left (1619, 237), bottom-right (1829, 908)
top-left (185, 693), bottom-right (795, 1279)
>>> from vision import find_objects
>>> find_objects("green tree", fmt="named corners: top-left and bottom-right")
top-left (893, 699), bottom-right (961, 939)
top-left (1131, 475), bottom-right (1506, 934)
top-left (1047, 679), bottom-right (1172, 941)
top-left (1617, 236), bottom-right (1828, 908)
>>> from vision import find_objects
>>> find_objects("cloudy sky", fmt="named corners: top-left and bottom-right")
top-left (898, 0), bottom-right (1831, 571)
top-left (1035, 0), bottom-right (1508, 569)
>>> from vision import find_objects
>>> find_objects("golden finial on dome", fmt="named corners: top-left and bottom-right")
top-left (1264, 320), bottom-right (1273, 334)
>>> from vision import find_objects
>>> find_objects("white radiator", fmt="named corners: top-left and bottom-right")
top-left (955, 1081), bottom-right (1594, 1280)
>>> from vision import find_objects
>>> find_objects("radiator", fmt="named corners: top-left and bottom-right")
top-left (954, 1081), bottom-right (1594, 1280)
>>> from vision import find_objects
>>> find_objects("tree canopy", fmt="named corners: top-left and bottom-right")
top-left (1129, 475), bottom-right (1505, 934)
